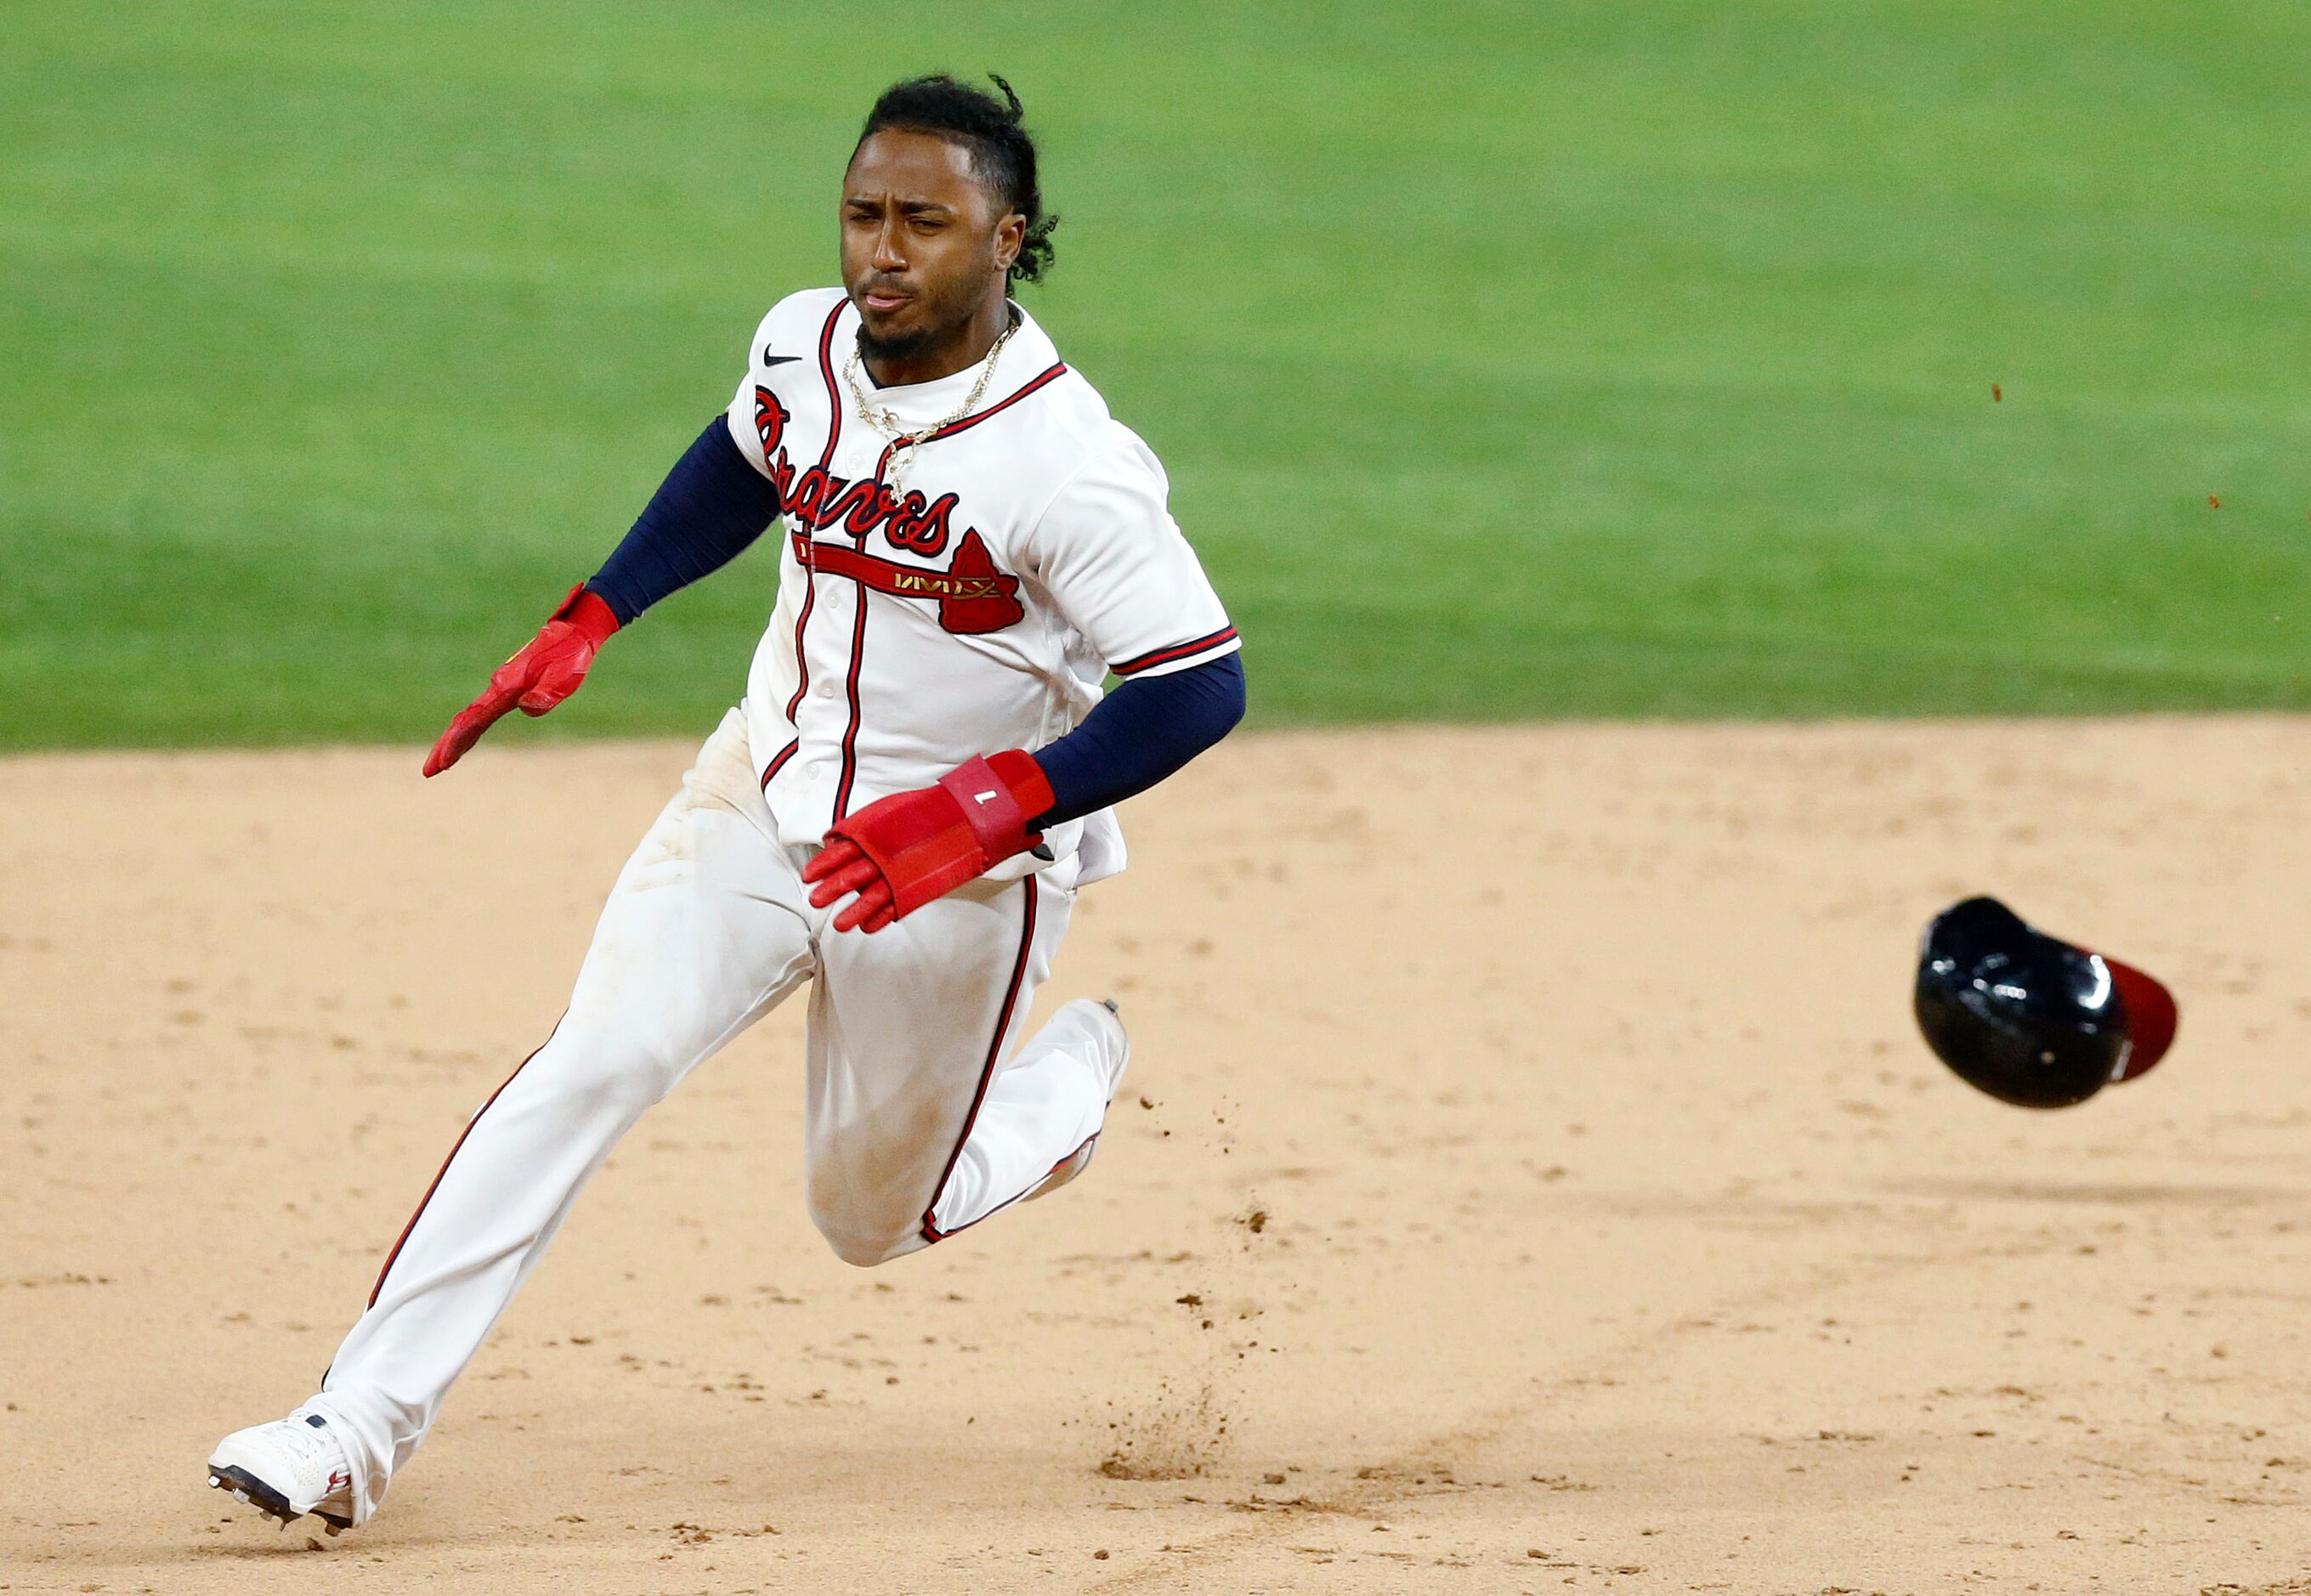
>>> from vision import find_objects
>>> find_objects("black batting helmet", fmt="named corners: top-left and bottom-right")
top-left (1913, 897), bottom-right (2178, 1109)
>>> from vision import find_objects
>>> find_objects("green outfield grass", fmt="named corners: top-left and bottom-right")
top-left (3, 0), bottom-right (2306, 748)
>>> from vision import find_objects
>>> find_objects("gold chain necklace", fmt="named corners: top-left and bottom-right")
top-left (842, 318), bottom-right (1017, 495)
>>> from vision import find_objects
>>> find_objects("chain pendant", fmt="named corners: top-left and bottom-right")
top-left (843, 319), bottom-right (1017, 495)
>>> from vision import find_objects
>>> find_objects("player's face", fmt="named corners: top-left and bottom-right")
top-left (841, 131), bottom-right (1023, 364)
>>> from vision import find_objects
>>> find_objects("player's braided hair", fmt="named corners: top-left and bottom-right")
top-left (859, 73), bottom-right (1058, 286)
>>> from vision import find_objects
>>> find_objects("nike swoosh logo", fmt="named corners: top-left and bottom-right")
top-left (762, 350), bottom-right (800, 367)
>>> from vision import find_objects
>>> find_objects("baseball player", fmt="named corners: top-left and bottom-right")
top-left (207, 73), bottom-right (1244, 1533)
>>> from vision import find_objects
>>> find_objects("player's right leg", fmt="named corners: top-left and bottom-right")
top-left (209, 709), bottom-right (815, 1530)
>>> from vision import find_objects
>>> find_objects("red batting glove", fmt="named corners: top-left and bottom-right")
top-left (422, 584), bottom-right (621, 777)
top-left (802, 750), bottom-right (1056, 933)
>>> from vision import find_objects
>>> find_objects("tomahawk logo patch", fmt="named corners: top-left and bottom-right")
top-left (790, 530), bottom-right (1025, 635)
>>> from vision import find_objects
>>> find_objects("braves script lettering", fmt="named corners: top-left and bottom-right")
top-left (758, 388), bottom-right (1023, 633)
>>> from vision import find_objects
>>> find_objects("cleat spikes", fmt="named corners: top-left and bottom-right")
top-left (207, 1415), bottom-right (356, 1537)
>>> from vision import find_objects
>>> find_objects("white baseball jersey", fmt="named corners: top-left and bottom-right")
top-left (722, 287), bottom-right (1239, 886)
top-left (287, 290), bottom-right (1233, 1529)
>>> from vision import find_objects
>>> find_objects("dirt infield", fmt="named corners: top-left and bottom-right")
top-left (3, 718), bottom-right (2308, 1594)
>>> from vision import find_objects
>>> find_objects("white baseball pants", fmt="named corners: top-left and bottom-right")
top-left (304, 709), bottom-right (1121, 1523)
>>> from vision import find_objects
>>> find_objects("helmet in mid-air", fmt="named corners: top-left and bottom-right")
top-left (1912, 896), bottom-right (2178, 1109)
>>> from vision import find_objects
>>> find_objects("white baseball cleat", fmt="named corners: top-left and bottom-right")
top-left (207, 1407), bottom-right (355, 1535)
top-left (1027, 999), bottom-right (1130, 1202)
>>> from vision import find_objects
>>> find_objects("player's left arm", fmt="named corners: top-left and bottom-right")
top-left (1033, 652), bottom-right (1245, 823)
top-left (805, 435), bottom-right (1245, 932)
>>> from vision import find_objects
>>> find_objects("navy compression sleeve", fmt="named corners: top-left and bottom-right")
top-left (584, 417), bottom-right (785, 624)
top-left (1031, 652), bottom-right (1246, 826)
